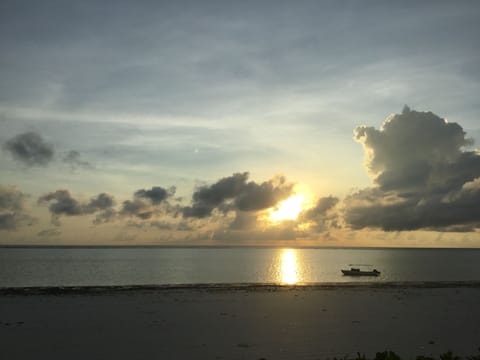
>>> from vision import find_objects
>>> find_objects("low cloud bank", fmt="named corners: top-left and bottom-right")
top-left (38, 190), bottom-right (116, 225)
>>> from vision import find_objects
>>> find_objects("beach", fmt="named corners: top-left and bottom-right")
top-left (1, 284), bottom-right (479, 360)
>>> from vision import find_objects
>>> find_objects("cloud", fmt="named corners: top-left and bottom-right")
top-left (86, 193), bottom-right (116, 212)
top-left (38, 186), bottom-right (175, 225)
top-left (134, 186), bottom-right (175, 205)
top-left (228, 211), bottom-right (259, 230)
top-left (3, 132), bottom-right (54, 166)
top-left (38, 190), bottom-right (83, 216)
top-left (121, 186), bottom-right (175, 219)
top-left (0, 186), bottom-right (27, 213)
top-left (62, 150), bottom-right (93, 170)
top-left (345, 107), bottom-right (480, 231)
top-left (0, 185), bottom-right (35, 230)
top-left (0, 213), bottom-right (17, 230)
top-left (235, 176), bottom-right (293, 211)
top-left (37, 228), bottom-right (61, 238)
top-left (303, 196), bottom-right (339, 218)
top-left (182, 172), bottom-right (294, 218)
top-left (212, 224), bottom-right (299, 243)
top-left (38, 190), bottom-right (116, 225)
top-left (149, 220), bottom-right (194, 231)
top-left (87, 193), bottom-right (117, 224)
top-left (92, 208), bottom-right (117, 224)
top-left (121, 199), bottom-right (153, 219)
top-left (300, 196), bottom-right (340, 231)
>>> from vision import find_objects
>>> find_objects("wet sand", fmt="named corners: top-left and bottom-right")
top-left (1, 283), bottom-right (479, 360)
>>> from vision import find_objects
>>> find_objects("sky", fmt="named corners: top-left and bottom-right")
top-left (1, 0), bottom-right (480, 247)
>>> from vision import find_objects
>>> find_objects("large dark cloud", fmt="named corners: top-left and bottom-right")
top-left (182, 172), bottom-right (294, 218)
top-left (0, 185), bottom-right (35, 230)
top-left (38, 190), bottom-right (116, 225)
top-left (3, 132), bottom-right (54, 166)
top-left (345, 107), bottom-right (480, 231)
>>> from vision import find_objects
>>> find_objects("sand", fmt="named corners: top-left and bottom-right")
top-left (1, 283), bottom-right (480, 360)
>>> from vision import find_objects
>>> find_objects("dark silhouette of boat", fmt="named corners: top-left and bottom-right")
top-left (341, 268), bottom-right (380, 276)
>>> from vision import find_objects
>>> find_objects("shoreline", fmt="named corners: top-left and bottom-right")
top-left (2, 280), bottom-right (480, 295)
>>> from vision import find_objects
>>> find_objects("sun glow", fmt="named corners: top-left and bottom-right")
top-left (269, 194), bottom-right (305, 222)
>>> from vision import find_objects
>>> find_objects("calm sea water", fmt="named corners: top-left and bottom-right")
top-left (1, 247), bottom-right (480, 287)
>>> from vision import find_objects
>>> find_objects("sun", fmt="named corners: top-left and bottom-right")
top-left (269, 194), bottom-right (305, 222)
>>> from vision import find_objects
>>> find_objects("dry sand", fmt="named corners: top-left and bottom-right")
top-left (1, 284), bottom-right (480, 360)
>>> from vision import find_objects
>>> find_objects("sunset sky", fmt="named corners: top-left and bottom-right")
top-left (1, 1), bottom-right (480, 246)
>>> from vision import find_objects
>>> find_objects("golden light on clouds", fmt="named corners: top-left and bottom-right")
top-left (269, 194), bottom-right (305, 222)
top-left (269, 184), bottom-right (314, 223)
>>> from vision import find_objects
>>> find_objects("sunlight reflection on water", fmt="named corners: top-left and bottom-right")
top-left (279, 249), bottom-right (301, 284)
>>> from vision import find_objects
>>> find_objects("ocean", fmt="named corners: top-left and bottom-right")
top-left (1, 247), bottom-right (480, 287)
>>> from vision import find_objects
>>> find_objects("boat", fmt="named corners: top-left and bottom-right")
top-left (341, 268), bottom-right (380, 276)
